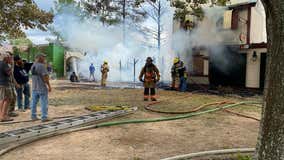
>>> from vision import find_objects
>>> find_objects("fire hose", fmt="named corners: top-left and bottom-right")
top-left (144, 95), bottom-right (261, 121)
top-left (161, 148), bottom-right (255, 160)
top-left (0, 101), bottom-right (261, 157)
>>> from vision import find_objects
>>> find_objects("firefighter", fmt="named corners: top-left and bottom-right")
top-left (139, 57), bottom-right (160, 101)
top-left (171, 57), bottom-right (188, 91)
top-left (171, 57), bottom-right (180, 90)
top-left (101, 61), bottom-right (109, 87)
top-left (177, 61), bottom-right (188, 92)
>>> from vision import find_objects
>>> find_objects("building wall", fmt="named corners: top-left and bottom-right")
top-left (203, 59), bottom-right (209, 76)
top-left (245, 48), bottom-right (267, 88)
top-left (234, 9), bottom-right (248, 44)
top-left (45, 44), bottom-right (65, 77)
top-left (250, 1), bottom-right (267, 44)
top-left (222, 9), bottom-right (249, 45)
top-left (65, 51), bottom-right (84, 77)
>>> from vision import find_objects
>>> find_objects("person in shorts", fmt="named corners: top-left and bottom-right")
top-left (0, 52), bottom-right (14, 122)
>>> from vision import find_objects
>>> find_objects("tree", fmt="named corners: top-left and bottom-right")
top-left (134, 0), bottom-right (170, 52)
top-left (81, 0), bottom-right (146, 25)
top-left (0, 0), bottom-right (53, 40)
top-left (171, 0), bottom-right (226, 29)
top-left (255, 1), bottom-right (284, 160)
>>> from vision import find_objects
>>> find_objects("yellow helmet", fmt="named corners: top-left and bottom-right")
top-left (104, 61), bottom-right (108, 64)
top-left (173, 57), bottom-right (179, 64)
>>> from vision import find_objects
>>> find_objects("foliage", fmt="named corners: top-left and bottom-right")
top-left (172, 0), bottom-right (228, 23)
top-left (0, 0), bottom-right (53, 40)
top-left (9, 38), bottom-right (33, 46)
top-left (81, 0), bottom-right (146, 25)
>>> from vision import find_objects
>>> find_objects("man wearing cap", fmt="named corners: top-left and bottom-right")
top-left (0, 52), bottom-right (14, 121)
top-left (14, 55), bottom-right (30, 112)
top-left (30, 53), bottom-right (52, 122)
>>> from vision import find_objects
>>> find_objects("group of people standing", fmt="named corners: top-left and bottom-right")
top-left (88, 62), bottom-right (109, 86)
top-left (70, 61), bottom-right (110, 87)
top-left (0, 52), bottom-right (51, 122)
top-left (1, 51), bottom-right (187, 122)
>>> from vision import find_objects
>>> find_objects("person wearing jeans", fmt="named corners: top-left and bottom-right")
top-left (14, 55), bottom-right (30, 111)
top-left (176, 60), bottom-right (188, 92)
top-left (31, 90), bottom-right (48, 120)
top-left (179, 76), bottom-right (187, 92)
top-left (30, 53), bottom-right (51, 122)
top-left (16, 83), bottom-right (30, 111)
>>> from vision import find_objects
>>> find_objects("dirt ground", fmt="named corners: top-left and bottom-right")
top-left (0, 80), bottom-right (262, 160)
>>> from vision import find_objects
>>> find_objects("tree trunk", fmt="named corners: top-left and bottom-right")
top-left (122, 0), bottom-right (126, 45)
top-left (157, 0), bottom-right (161, 54)
top-left (256, 1), bottom-right (284, 160)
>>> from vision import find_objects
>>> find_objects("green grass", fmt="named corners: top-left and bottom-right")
top-left (236, 154), bottom-right (253, 160)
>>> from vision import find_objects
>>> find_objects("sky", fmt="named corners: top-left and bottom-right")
top-left (25, 0), bottom-right (55, 45)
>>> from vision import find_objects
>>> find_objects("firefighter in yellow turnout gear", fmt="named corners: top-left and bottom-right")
top-left (139, 57), bottom-right (160, 101)
top-left (171, 57), bottom-right (188, 91)
top-left (171, 57), bottom-right (180, 90)
top-left (101, 61), bottom-right (109, 87)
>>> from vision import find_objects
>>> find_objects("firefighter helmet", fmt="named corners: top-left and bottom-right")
top-left (146, 57), bottom-right (153, 62)
top-left (173, 57), bottom-right (180, 64)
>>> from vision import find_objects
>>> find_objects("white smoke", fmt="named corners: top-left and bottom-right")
top-left (54, 2), bottom-right (234, 82)
top-left (52, 1), bottom-right (174, 82)
top-left (172, 6), bottom-right (235, 74)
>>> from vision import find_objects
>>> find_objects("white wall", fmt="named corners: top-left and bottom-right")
top-left (222, 9), bottom-right (249, 45)
top-left (250, 1), bottom-right (267, 44)
top-left (203, 59), bottom-right (209, 76)
top-left (245, 48), bottom-right (267, 88)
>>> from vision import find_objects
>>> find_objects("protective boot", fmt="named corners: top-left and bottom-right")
top-left (144, 95), bottom-right (149, 101)
top-left (151, 95), bottom-right (157, 101)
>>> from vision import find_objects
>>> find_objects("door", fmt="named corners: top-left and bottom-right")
top-left (260, 53), bottom-right (267, 89)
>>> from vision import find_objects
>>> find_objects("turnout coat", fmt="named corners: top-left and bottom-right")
top-left (139, 64), bottom-right (160, 88)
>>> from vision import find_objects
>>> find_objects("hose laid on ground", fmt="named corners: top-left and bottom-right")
top-left (87, 102), bottom-right (260, 128)
top-left (0, 101), bottom-right (261, 157)
top-left (145, 98), bottom-right (261, 121)
top-left (145, 101), bottom-right (234, 114)
top-left (161, 148), bottom-right (255, 160)
top-left (223, 109), bottom-right (261, 121)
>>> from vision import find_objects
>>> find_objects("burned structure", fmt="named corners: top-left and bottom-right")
top-left (173, 0), bottom-right (267, 89)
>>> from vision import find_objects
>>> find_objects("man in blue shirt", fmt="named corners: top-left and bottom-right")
top-left (89, 63), bottom-right (95, 81)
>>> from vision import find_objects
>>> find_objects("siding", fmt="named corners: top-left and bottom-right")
top-left (250, 1), bottom-right (267, 44)
top-left (223, 10), bottom-right (232, 29)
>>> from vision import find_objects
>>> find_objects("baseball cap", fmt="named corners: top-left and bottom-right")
top-left (35, 53), bottom-right (47, 58)
top-left (14, 55), bottom-right (21, 61)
